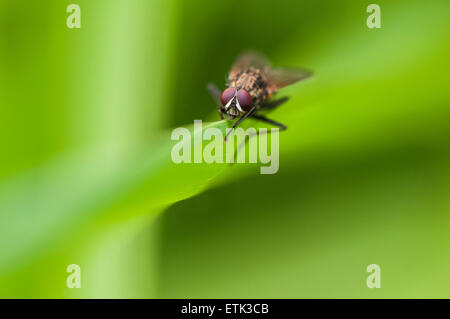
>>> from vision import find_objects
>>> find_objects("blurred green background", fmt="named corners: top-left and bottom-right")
top-left (0, 0), bottom-right (449, 298)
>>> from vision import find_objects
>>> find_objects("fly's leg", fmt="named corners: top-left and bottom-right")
top-left (231, 98), bottom-right (289, 160)
top-left (250, 114), bottom-right (287, 131)
top-left (238, 114), bottom-right (287, 149)
top-left (235, 99), bottom-right (288, 145)
top-left (207, 83), bottom-right (222, 106)
top-left (224, 106), bottom-right (256, 142)
top-left (260, 97), bottom-right (289, 111)
top-left (207, 83), bottom-right (225, 120)
top-left (234, 114), bottom-right (287, 159)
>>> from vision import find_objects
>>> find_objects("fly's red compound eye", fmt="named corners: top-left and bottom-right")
top-left (221, 87), bottom-right (236, 106)
top-left (237, 90), bottom-right (252, 111)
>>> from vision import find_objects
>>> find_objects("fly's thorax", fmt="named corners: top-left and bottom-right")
top-left (228, 67), bottom-right (268, 108)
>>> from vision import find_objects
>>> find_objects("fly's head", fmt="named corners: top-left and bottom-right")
top-left (220, 87), bottom-right (253, 119)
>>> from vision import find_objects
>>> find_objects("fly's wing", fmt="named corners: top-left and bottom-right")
top-left (229, 51), bottom-right (270, 76)
top-left (230, 51), bottom-right (312, 93)
top-left (265, 68), bottom-right (312, 94)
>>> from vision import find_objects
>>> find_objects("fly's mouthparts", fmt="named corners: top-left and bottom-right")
top-left (224, 96), bottom-right (244, 115)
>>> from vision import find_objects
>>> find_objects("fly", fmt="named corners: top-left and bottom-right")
top-left (208, 51), bottom-right (312, 141)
